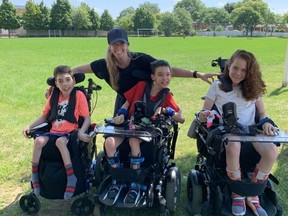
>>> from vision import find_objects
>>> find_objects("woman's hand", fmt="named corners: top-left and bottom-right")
top-left (262, 122), bottom-right (278, 136)
top-left (197, 72), bottom-right (221, 84)
top-left (45, 86), bottom-right (54, 99)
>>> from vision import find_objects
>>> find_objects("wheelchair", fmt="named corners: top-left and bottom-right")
top-left (91, 101), bottom-right (181, 216)
top-left (19, 73), bottom-right (102, 215)
top-left (186, 101), bottom-right (287, 216)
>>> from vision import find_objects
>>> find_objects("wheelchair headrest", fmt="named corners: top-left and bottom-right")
top-left (46, 73), bottom-right (85, 86)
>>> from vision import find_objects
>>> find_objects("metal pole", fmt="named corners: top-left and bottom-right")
top-left (282, 44), bottom-right (288, 87)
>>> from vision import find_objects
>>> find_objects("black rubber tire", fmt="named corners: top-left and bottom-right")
top-left (187, 170), bottom-right (203, 215)
top-left (19, 193), bottom-right (40, 215)
top-left (71, 197), bottom-right (95, 216)
top-left (165, 167), bottom-right (181, 213)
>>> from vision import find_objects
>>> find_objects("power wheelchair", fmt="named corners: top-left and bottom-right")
top-left (92, 101), bottom-right (181, 216)
top-left (186, 57), bottom-right (288, 216)
top-left (19, 73), bottom-right (102, 215)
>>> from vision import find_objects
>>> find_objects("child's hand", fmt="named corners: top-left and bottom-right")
top-left (113, 115), bottom-right (125, 125)
top-left (78, 132), bottom-right (92, 142)
top-left (22, 127), bottom-right (30, 138)
top-left (262, 122), bottom-right (279, 136)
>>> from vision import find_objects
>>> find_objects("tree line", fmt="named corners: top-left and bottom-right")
top-left (0, 0), bottom-right (288, 38)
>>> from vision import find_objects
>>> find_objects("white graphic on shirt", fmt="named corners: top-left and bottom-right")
top-left (54, 100), bottom-right (69, 127)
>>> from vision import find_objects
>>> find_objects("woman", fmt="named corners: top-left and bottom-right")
top-left (69, 27), bottom-right (219, 114)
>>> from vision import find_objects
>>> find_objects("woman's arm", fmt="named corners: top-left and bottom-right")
top-left (171, 67), bottom-right (220, 84)
top-left (71, 64), bottom-right (93, 74)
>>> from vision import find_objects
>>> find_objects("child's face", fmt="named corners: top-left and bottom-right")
top-left (228, 57), bottom-right (247, 86)
top-left (151, 66), bottom-right (171, 89)
top-left (55, 73), bottom-right (75, 97)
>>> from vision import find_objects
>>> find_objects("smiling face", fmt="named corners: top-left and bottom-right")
top-left (151, 66), bottom-right (171, 90)
top-left (55, 73), bottom-right (75, 98)
top-left (109, 41), bottom-right (129, 58)
top-left (228, 57), bottom-right (247, 86)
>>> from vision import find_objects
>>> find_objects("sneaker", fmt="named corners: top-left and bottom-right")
top-left (246, 196), bottom-right (268, 216)
top-left (123, 187), bottom-right (141, 208)
top-left (102, 183), bottom-right (123, 206)
top-left (231, 193), bottom-right (246, 216)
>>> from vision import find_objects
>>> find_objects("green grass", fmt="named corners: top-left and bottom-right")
top-left (0, 36), bottom-right (288, 216)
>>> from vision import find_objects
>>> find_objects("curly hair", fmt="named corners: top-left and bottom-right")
top-left (220, 50), bottom-right (266, 100)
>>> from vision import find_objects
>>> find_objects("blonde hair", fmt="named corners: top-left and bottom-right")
top-left (105, 47), bottom-right (131, 91)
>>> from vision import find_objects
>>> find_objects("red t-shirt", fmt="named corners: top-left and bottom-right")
top-left (42, 90), bottom-right (89, 133)
top-left (124, 81), bottom-right (180, 118)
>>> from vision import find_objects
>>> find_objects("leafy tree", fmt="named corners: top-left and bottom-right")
top-left (133, 7), bottom-right (155, 31)
top-left (224, 2), bottom-right (237, 14)
top-left (174, 7), bottom-right (193, 36)
top-left (50, 0), bottom-right (72, 31)
top-left (117, 7), bottom-right (135, 21)
top-left (89, 9), bottom-right (100, 30)
top-left (174, 0), bottom-right (205, 22)
top-left (100, 9), bottom-right (114, 31)
top-left (283, 13), bottom-right (288, 24)
top-left (159, 12), bottom-right (179, 36)
top-left (22, 0), bottom-right (40, 30)
top-left (37, 1), bottom-right (50, 30)
top-left (232, 6), bottom-right (261, 36)
top-left (117, 14), bottom-right (134, 31)
top-left (71, 3), bottom-right (91, 31)
top-left (0, 0), bottom-right (21, 37)
top-left (139, 2), bottom-right (160, 15)
top-left (203, 7), bottom-right (231, 28)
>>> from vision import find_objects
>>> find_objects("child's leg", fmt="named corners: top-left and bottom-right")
top-left (129, 138), bottom-right (142, 169)
top-left (225, 142), bottom-right (245, 216)
top-left (246, 142), bottom-right (278, 216)
top-left (55, 136), bottom-right (77, 200)
top-left (103, 136), bottom-right (125, 205)
top-left (124, 138), bottom-right (144, 207)
top-left (104, 136), bottom-right (124, 168)
top-left (32, 136), bottom-right (49, 196)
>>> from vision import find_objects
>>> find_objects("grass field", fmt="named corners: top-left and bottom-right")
top-left (0, 36), bottom-right (288, 216)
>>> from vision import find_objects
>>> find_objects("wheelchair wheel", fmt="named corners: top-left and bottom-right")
top-left (71, 197), bottom-right (95, 216)
top-left (165, 167), bottom-right (181, 213)
top-left (19, 193), bottom-right (40, 215)
top-left (94, 151), bottom-right (107, 187)
top-left (187, 170), bottom-right (203, 215)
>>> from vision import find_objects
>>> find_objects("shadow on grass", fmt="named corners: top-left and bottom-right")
top-left (268, 86), bottom-right (288, 97)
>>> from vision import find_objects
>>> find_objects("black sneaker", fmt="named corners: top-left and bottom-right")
top-left (123, 187), bottom-right (141, 208)
top-left (102, 184), bottom-right (123, 206)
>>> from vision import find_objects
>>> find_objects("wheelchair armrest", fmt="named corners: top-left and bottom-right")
top-left (28, 123), bottom-right (50, 138)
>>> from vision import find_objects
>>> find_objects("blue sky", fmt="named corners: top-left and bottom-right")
top-left (9, 0), bottom-right (288, 18)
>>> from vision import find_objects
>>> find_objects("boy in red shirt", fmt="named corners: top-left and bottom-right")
top-left (23, 65), bottom-right (91, 200)
top-left (103, 60), bottom-right (185, 207)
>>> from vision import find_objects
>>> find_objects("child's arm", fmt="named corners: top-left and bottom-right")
top-left (23, 115), bottom-right (47, 137)
top-left (113, 100), bottom-right (130, 125)
top-left (77, 116), bottom-right (91, 141)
